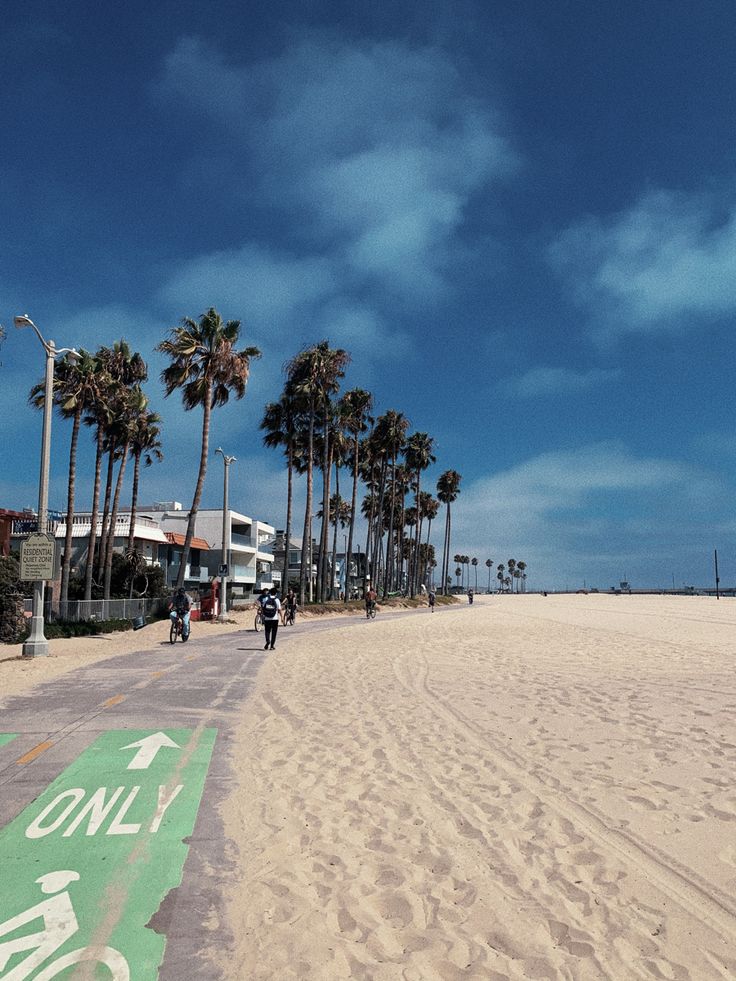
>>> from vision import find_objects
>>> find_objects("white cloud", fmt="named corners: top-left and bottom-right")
top-left (499, 365), bottom-right (620, 398)
top-left (159, 244), bottom-right (337, 338)
top-left (155, 33), bottom-right (516, 303)
top-left (549, 188), bottom-right (736, 334)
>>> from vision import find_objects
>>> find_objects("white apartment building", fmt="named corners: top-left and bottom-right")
top-left (155, 507), bottom-right (276, 599)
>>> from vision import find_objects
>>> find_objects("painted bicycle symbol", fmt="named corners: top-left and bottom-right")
top-left (0, 870), bottom-right (129, 980)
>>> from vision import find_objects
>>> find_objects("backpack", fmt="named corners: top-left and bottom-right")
top-left (175, 593), bottom-right (190, 614)
top-left (262, 596), bottom-right (278, 618)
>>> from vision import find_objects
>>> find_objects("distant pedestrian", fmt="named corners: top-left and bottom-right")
top-left (468, 588), bottom-right (474, 605)
top-left (262, 588), bottom-right (281, 651)
top-left (428, 590), bottom-right (436, 612)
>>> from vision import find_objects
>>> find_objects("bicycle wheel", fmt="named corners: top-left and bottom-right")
top-left (369, 608), bottom-right (376, 619)
top-left (169, 620), bottom-right (177, 643)
top-left (254, 613), bottom-right (262, 632)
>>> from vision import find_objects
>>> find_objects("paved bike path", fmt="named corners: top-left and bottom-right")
top-left (0, 626), bottom-right (272, 980)
top-left (0, 606), bottom-right (443, 978)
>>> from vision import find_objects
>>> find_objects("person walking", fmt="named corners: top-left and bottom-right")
top-left (428, 589), bottom-right (436, 612)
top-left (262, 587), bottom-right (281, 650)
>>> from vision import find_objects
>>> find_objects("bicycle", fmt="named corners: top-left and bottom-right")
top-left (254, 609), bottom-right (263, 632)
top-left (283, 605), bottom-right (296, 627)
top-left (169, 611), bottom-right (189, 643)
top-left (366, 600), bottom-right (377, 620)
top-left (0, 869), bottom-right (130, 980)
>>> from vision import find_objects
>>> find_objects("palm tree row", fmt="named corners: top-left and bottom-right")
top-left (495, 559), bottom-right (528, 592)
top-left (261, 342), bottom-right (465, 603)
top-left (31, 341), bottom-right (163, 601)
top-left (31, 309), bottom-right (477, 608)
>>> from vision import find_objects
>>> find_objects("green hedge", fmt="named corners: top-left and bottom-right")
top-left (41, 619), bottom-right (137, 640)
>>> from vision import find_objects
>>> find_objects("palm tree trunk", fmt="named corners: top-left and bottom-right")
top-left (127, 450), bottom-right (142, 552)
top-left (383, 454), bottom-right (397, 599)
top-left (283, 442), bottom-right (293, 593)
top-left (329, 460), bottom-right (340, 600)
top-left (411, 476), bottom-right (421, 597)
top-left (371, 457), bottom-right (387, 589)
top-left (84, 427), bottom-right (105, 601)
top-left (318, 427), bottom-right (332, 602)
top-left (97, 442), bottom-right (116, 583)
top-left (345, 435), bottom-right (359, 604)
top-left (60, 406), bottom-right (82, 604)
top-left (442, 507), bottom-right (451, 595)
top-left (176, 389), bottom-right (211, 588)
top-left (299, 403), bottom-right (315, 604)
top-left (103, 439), bottom-right (130, 598)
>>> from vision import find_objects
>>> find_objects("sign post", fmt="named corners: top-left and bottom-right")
top-left (20, 532), bottom-right (56, 582)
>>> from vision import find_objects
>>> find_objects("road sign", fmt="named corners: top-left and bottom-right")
top-left (19, 533), bottom-right (56, 581)
top-left (218, 563), bottom-right (228, 576)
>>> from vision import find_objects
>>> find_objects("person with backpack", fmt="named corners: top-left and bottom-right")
top-left (168, 587), bottom-right (192, 640)
top-left (262, 587), bottom-right (281, 650)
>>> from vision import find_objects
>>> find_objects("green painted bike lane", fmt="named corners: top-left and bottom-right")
top-left (0, 727), bottom-right (216, 979)
top-left (0, 735), bottom-right (17, 750)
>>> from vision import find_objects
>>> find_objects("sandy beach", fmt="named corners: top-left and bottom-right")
top-left (3, 595), bottom-right (736, 979)
top-left (217, 595), bottom-right (736, 980)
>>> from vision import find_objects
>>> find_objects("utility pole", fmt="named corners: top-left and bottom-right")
top-left (714, 548), bottom-right (720, 600)
top-left (215, 448), bottom-right (236, 621)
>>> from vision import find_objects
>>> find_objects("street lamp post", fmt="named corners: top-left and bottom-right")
top-left (215, 448), bottom-right (236, 622)
top-left (14, 315), bottom-right (79, 658)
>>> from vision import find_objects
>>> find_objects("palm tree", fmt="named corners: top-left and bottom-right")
top-left (418, 491), bottom-right (439, 588)
top-left (497, 563), bottom-right (505, 593)
top-left (485, 558), bottom-right (493, 593)
top-left (517, 560), bottom-right (527, 593)
top-left (507, 559), bottom-right (516, 594)
top-left (83, 373), bottom-right (117, 600)
top-left (95, 341), bottom-right (148, 585)
top-left (437, 470), bottom-right (461, 595)
top-left (261, 387), bottom-right (306, 591)
top-left (404, 432), bottom-right (436, 597)
top-left (29, 349), bottom-right (100, 603)
top-left (126, 409), bottom-right (163, 552)
top-left (472, 557), bottom-right (478, 590)
top-left (158, 308), bottom-right (260, 588)
top-left (373, 411), bottom-right (409, 598)
top-left (286, 342), bottom-right (350, 603)
top-left (103, 385), bottom-right (148, 598)
top-left (455, 566), bottom-right (462, 589)
top-left (338, 389), bottom-right (373, 604)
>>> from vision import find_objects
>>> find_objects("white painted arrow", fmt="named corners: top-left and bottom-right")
top-left (121, 732), bottom-right (180, 770)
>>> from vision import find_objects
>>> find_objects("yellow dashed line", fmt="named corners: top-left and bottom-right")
top-left (16, 740), bottom-right (53, 765)
top-left (103, 694), bottom-right (126, 708)
top-left (150, 671), bottom-right (165, 679)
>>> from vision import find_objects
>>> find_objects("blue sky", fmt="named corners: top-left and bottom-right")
top-left (2, 0), bottom-right (735, 590)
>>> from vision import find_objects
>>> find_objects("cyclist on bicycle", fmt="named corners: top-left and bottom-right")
top-left (282, 587), bottom-right (297, 624)
top-left (168, 587), bottom-right (191, 639)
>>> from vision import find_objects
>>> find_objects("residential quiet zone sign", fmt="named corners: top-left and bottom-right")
top-left (19, 533), bottom-right (56, 581)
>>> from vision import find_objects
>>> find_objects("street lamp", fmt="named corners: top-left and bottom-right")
top-left (215, 447), bottom-right (236, 622)
top-left (14, 315), bottom-right (79, 658)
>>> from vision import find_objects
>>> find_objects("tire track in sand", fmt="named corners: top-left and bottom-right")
top-left (392, 646), bottom-right (736, 950)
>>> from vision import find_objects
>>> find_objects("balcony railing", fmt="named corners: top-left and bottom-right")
top-left (231, 532), bottom-right (255, 548)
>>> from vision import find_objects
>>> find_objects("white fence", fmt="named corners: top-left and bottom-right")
top-left (25, 597), bottom-right (168, 623)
